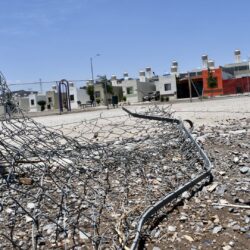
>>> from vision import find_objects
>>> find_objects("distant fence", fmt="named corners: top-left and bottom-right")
top-left (8, 79), bottom-right (88, 93)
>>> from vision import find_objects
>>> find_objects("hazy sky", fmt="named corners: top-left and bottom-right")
top-left (1, 0), bottom-right (250, 88)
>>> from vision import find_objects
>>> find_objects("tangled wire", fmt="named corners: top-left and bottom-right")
top-left (0, 73), bottom-right (209, 249)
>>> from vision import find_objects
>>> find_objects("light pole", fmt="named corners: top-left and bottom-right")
top-left (90, 54), bottom-right (100, 106)
top-left (39, 78), bottom-right (43, 93)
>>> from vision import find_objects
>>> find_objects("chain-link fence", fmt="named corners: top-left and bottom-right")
top-left (0, 73), bottom-right (212, 249)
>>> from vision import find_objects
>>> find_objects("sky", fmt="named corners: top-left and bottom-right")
top-left (1, 0), bottom-right (250, 90)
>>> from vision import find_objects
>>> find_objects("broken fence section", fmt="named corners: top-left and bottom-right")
top-left (0, 87), bottom-right (213, 249)
top-left (122, 107), bottom-right (212, 250)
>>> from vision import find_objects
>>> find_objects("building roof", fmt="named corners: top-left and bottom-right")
top-left (224, 61), bottom-right (250, 68)
top-left (12, 90), bottom-right (38, 97)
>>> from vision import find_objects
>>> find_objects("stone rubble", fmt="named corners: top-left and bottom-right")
top-left (146, 117), bottom-right (250, 249)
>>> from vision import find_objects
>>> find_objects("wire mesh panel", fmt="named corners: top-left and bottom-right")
top-left (0, 73), bottom-right (211, 249)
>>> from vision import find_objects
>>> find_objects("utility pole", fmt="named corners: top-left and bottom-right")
top-left (188, 72), bottom-right (192, 102)
top-left (90, 58), bottom-right (94, 84)
top-left (39, 78), bottom-right (43, 93)
top-left (90, 54), bottom-right (100, 106)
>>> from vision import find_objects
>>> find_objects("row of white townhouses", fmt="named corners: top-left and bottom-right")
top-left (13, 62), bottom-right (179, 112)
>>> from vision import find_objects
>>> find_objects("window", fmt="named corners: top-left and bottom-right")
top-left (235, 65), bottom-right (249, 71)
top-left (95, 91), bottom-right (100, 98)
top-left (164, 83), bottom-right (171, 91)
top-left (48, 97), bottom-right (52, 103)
top-left (70, 95), bottom-right (75, 101)
top-left (31, 99), bottom-right (35, 106)
top-left (126, 87), bottom-right (133, 94)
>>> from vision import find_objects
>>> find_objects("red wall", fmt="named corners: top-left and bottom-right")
top-left (202, 68), bottom-right (224, 96)
top-left (223, 77), bottom-right (250, 95)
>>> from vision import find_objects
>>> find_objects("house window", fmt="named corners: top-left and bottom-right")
top-left (31, 99), bottom-right (35, 106)
top-left (164, 83), bottom-right (171, 91)
top-left (48, 97), bottom-right (52, 103)
top-left (126, 87), bottom-right (133, 94)
top-left (235, 65), bottom-right (249, 71)
top-left (70, 95), bottom-right (75, 101)
top-left (95, 91), bottom-right (101, 98)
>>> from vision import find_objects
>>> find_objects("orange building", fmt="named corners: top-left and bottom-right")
top-left (202, 68), bottom-right (224, 97)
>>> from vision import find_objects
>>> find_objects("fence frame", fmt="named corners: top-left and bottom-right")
top-left (122, 107), bottom-right (213, 250)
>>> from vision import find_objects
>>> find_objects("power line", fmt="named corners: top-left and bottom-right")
top-left (7, 79), bottom-right (90, 86)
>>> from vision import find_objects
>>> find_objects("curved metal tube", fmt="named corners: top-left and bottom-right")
top-left (122, 107), bottom-right (212, 250)
top-left (58, 79), bottom-right (71, 112)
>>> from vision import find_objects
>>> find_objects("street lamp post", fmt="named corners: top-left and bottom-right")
top-left (90, 54), bottom-right (100, 106)
top-left (90, 57), bottom-right (94, 85)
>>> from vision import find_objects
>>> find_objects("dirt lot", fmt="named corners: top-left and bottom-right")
top-left (33, 96), bottom-right (250, 128)
top-left (145, 117), bottom-right (250, 250)
top-left (32, 96), bottom-right (250, 250)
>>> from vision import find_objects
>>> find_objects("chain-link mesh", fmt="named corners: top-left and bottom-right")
top-left (0, 73), bottom-right (209, 249)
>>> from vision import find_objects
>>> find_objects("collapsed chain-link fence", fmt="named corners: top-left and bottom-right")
top-left (0, 72), bottom-right (212, 249)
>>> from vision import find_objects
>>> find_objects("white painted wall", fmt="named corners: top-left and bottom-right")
top-left (121, 79), bottom-right (139, 102)
top-left (77, 88), bottom-right (90, 104)
top-left (69, 85), bottom-right (78, 109)
top-left (28, 93), bottom-right (46, 112)
top-left (155, 75), bottom-right (177, 98)
top-left (69, 85), bottom-right (91, 109)
top-left (29, 93), bottom-right (38, 112)
top-left (121, 79), bottom-right (155, 103)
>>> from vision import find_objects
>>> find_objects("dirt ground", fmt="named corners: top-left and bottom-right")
top-left (33, 96), bottom-right (250, 250)
top-left (33, 96), bottom-right (250, 128)
top-left (145, 117), bottom-right (250, 250)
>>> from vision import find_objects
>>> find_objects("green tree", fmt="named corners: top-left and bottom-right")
top-left (87, 85), bottom-right (95, 102)
top-left (96, 75), bottom-right (113, 94)
top-left (106, 84), bottom-right (113, 95)
top-left (207, 68), bottom-right (217, 89)
top-left (37, 100), bottom-right (46, 111)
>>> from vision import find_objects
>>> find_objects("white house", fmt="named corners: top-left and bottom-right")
top-left (113, 70), bottom-right (155, 103)
top-left (28, 93), bottom-right (46, 112)
top-left (68, 82), bottom-right (90, 109)
top-left (154, 74), bottom-right (177, 100)
top-left (154, 61), bottom-right (179, 100)
top-left (122, 80), bottom-right (155, 103)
